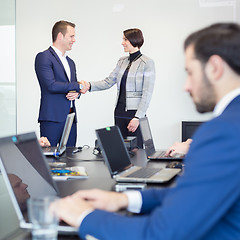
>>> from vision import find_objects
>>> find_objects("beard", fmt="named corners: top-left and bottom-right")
top-left (192, 73), bottom-right (216, 113)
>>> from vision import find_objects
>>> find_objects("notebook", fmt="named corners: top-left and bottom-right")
top-left (139, 117), bottom-right (185, 160)
top-left (42, 112), bottom-right (75, 156)
top-left (95, 126), bottom-right (181, 183)
top-left (0, 132), bottom-right (78, 234)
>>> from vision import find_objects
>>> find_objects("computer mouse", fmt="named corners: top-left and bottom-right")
top-left (165, 161), bottom-right (184, 169)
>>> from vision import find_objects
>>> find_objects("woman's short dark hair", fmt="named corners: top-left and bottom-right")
top-left (184, 23), bottom-right (240, 75)
top-left (123, 28), bottom-right (144, 48)
top-left (52, 20), bottom-right (75, 43)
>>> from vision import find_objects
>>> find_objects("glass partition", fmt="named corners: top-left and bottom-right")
top-left (0, 0), bottom-right (16, 137)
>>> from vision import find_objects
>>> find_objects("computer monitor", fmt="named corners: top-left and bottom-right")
top-left (182, 121), bottom-right (204, 142)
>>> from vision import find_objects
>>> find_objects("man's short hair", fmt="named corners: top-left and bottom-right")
top-left (123, 28), bottom-right (144, 48)
top-left (184, 23), bottom-right (240, 75)
top-left (52, 20), bottom-right (75, 43)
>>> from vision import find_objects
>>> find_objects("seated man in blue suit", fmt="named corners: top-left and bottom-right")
top-left (35, 20), bottom-right (83, 146)
top-left (51, 23), bottom-right (240, 239)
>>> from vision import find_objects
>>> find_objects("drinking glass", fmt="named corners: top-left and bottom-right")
top-left (27, 196), bottom-right (58, 240)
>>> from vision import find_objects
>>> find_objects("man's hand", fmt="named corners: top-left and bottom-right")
top-left (73, 189), bottom-right (128, 212)
top-left (50, 189), bottom-right (128, 228)
top-left (50, 196), bottom-right (94, 228)
top-left (66, 91), bottom-right (79, 101)
top-left (79, 80), bottom-right (90, 94)
top-left (127, 118), bottom-right (139, 133)
top-left (165, 139), bottom-right (192, 157)
top-left (39, 137), bottom-right (50, 147)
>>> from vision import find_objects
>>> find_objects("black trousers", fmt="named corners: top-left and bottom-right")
top-left (114, 105), bottom-right (143, 148)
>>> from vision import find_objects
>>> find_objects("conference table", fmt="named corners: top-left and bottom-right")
top-left (14, 146), bottom-right (181, 240)
top-left (55, 147), bottom-right (178, 197)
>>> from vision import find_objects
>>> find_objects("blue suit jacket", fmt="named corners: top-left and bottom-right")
top-left (35, 47), bottom-right (80, 123)
top-left (79, 95), bottom-right (240, 240)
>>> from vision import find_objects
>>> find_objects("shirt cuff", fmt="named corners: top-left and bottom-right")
top-left (76, 208), bottom-right (94, 228)
top-left (124, 190), bottom-right (142, 213)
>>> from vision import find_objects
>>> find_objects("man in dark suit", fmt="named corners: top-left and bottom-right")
top-left (51, 23), bottom-right (240, 239)
top-left (35, 20), bottom-right (83, 146)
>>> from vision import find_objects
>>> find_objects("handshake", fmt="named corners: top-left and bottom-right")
top-left (66, 81), bottom-right (90, 101)
top-left (79, 80), bottom-right (90, 94)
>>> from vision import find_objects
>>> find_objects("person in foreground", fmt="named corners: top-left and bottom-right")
top-left (51, 23), bottom-right (240, 240)
top-left (35, 20), bottom-right (83, 147)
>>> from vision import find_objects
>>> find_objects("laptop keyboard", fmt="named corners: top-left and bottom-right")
top-left (43, 147), bottom-right (57, 152)
top-left (155, 151), bottom-right (166, 157)
top-left (127, 167), bottom-right (161, 178)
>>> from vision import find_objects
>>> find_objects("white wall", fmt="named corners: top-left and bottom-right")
top-left (16, 0), bottom-right (239, 148)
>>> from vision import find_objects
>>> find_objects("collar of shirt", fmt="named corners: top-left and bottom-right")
top-left (213, 88), bottom-right (240, 117)
top-left (129, 50), bottom-right (141, 63)
top-left (51, 45), bottom-right (67, 58)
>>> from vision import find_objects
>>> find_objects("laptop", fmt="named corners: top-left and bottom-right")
top-left (0, 132), bottom-right (77, 234)
top-left (95, 126), bottom-right (181, 183)
top-left (42, 112), bottom-right (75, 156)
top-left (139, 117), bottom-right (185, 160)
top-left (0, 172), bottom-right (30, 240)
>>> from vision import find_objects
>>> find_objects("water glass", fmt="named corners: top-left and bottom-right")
top-left (27, 196), bottom-right (59, 240)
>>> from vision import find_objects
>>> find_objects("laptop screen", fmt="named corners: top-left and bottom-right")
top-left (0, 132), bottom-right (58, 217)
top-left (0, 172), bottom-right (20, 239)
top-left (58, 112), bottom-right (75, 150)
top-left (96, 126), bottom-right (132, 175)
top-left (139, 117), bottom-right (156, 156)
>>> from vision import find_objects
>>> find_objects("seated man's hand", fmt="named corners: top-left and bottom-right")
top-left (39, 137), bottom-right (50, 147)
top-left (165, 139), bottom-right (192, 157)
top-left (50, 189), bottom-right (128, 228)
top-left (73, 189), bottom-right (128, 212)
top-left (50, 196), bottom-right (94, 228)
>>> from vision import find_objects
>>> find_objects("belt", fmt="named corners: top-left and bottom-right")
top-left (69, 107), bottom-right (74, 113)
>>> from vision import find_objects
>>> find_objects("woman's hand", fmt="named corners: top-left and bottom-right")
top-left (127, 118), bottom-right (139, 133)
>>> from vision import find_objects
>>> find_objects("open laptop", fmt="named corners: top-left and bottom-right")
top-left (42, 112), bottom-right (75, 156)
top-left (139, 117), bottom-right (185, 160)
top-left (95, 126), bottom-right (181, 183)
top-left (0, 172), bottom-right (30, 240)
top-left (0, 132), bottom-right (77, 234)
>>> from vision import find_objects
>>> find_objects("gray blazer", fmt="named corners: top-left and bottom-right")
top-left (90, 54), bottom-right (155, 118)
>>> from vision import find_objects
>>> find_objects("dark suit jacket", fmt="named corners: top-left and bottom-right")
top-left (79, 95), bottom-right (240, 240)
top-left (35, 47), bottom-right (80, 123)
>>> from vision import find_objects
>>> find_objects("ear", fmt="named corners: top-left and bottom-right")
top-left (57, 32), bottom-right (63, 41)
top-left (205, 55), bottom-right (224, 81)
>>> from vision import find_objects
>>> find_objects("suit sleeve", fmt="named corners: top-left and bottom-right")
top-left (35, 52), bottom-right (80, 93)
top-left (78, 120), bottom-right (240, 240)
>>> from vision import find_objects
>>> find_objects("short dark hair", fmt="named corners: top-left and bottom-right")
top-left (184, 23), bottom-right (240, 75)
top-left (52, 20), bottom-right (75, 43)
top-left (123, 28), bottom-right (144, 48)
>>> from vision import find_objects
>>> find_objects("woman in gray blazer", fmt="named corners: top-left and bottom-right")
top-left (82, 28), bottom-right (155, 147)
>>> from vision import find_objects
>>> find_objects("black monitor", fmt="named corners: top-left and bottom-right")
top-left (182, 121), bottom-right (204, 142)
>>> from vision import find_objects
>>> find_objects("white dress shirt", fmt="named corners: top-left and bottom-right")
top-left (213, 88), bottom-right (240, 117)
top-left (51, 46), bottom-right (71, 80)
top-left (51, 46), bottom-right (73, 107)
